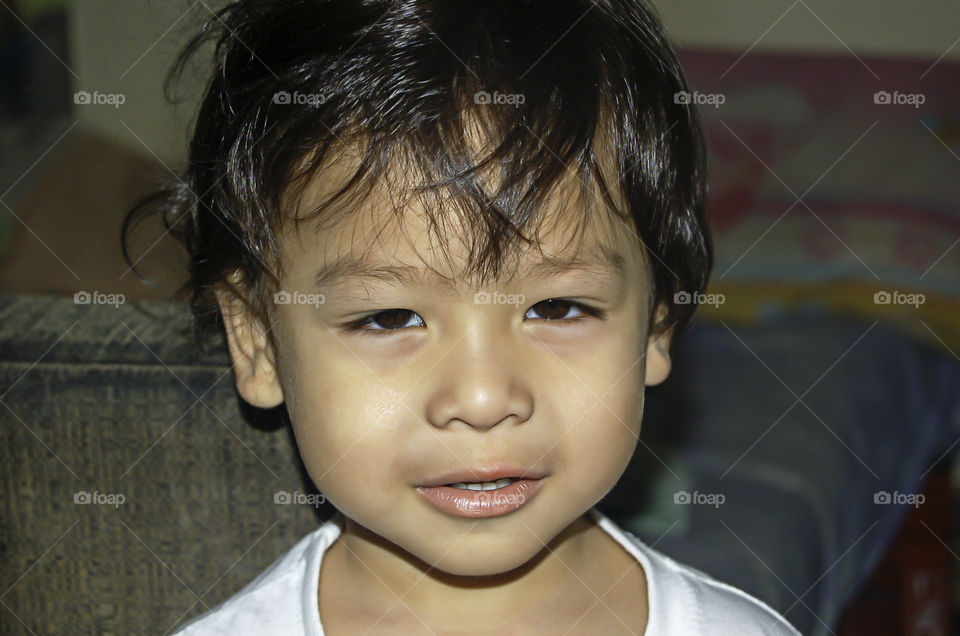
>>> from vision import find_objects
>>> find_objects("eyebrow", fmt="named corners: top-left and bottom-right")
top-left (313, 244), bottom-right (627, 292)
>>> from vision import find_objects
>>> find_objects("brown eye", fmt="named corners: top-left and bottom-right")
top-left (370, 309), bottom-right (416, 330)
top-left (531, 299), bottom-right (576, 320)
top-left (345, 309), bottom-right (424, 335)
top-left (525, 299), bottom-right (602, 322)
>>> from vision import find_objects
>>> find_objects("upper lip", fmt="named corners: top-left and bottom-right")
top-left (419, 466), bottom-right (547, 488)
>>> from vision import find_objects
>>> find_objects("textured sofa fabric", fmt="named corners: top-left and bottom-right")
top-left (0, 293), bottom-right (328, 634)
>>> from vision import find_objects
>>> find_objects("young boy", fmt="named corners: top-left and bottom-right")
top-left (130, 0), bottom-right (802, 633)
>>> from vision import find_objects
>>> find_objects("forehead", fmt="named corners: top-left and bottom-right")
top-left (279, 128), bottom-right (644, 290)
top-left (312, 240), bottom-right (628, 295)
top-left (284, 209), bottom-right (643, 306)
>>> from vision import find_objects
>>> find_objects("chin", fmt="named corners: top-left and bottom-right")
top-left (425, 548), bottom-right (537, 578)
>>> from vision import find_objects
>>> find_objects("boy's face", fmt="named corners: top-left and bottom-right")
top-left (216, 161), bottom-right (672, 577)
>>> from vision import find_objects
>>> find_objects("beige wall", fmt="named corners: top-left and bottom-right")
top-left (651, 0), bottom-right (960, 60)
top-left (69, 1), bottom-right (204, 166)
top-left (69, 0), bottom-right (960, 165)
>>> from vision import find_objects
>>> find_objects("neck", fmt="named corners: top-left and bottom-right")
top-left (328, 512), bottom-right (601, 629)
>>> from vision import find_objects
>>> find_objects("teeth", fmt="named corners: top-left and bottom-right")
top-left (448, 477), bottom-right (519, 491)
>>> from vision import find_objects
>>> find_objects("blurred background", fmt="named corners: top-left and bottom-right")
top-left (1, 1), bottom-right (959, 635)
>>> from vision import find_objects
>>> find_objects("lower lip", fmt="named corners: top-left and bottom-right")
top-left (415, 478), bottom-right (545, 518)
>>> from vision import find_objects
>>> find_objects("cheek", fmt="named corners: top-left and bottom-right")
top-left (288, 389), bottom-right (408, 515)
top-left (554, 345), bottom-right (646, 487)
top-left (561, 388), bottom-right (642, 471)
top-left (280, 338), bottom-right (408, 502)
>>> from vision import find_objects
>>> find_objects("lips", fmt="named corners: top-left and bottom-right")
top-left (416, 478), bottom-right (545, 518)
top-left (418, 466), bottom-right (547, 488)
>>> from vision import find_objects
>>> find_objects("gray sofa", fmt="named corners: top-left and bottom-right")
top-left (2, 292), bottom-right (958, 635)
top-left (1, 294), bottom-right (325, 634)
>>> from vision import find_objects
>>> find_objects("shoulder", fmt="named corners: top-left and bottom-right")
top-left (640, 541), bottom-right (802, 635)
top-left (658, 551), bottom-right (802, 635)
top-left (589, 509), bottom-right (802, 635)
top-left (173, 520), bottom-right (339, 635)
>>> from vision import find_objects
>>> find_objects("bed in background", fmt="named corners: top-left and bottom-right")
top-left (595, 48), bottom-right (960, 635)
top-left (681, 46), bottom-right (960, 349)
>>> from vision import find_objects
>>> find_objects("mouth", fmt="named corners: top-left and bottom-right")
top-left (418, 467), bottom-right (547, 489)
top-left (445, 477), bottom-right (522, 491)
top-left (415, 475), bottom-right (547, 518)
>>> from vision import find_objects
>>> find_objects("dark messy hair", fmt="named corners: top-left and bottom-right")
top-left (122, 0), bottom-right (712, 359)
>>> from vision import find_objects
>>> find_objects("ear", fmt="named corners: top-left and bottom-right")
top-left (214, 276), bottom-right (285, 408)
top-left (644, 302), bottom-right (672, 387)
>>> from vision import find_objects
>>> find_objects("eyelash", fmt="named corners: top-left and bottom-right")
top-left (342, 300), bottom-right (606, 337)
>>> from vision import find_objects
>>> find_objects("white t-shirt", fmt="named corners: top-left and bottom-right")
top-left (175, 508), bottom-right (802, 635)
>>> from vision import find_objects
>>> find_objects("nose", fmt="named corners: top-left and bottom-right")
top-left (424, 322), bottom-right (534, 431)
